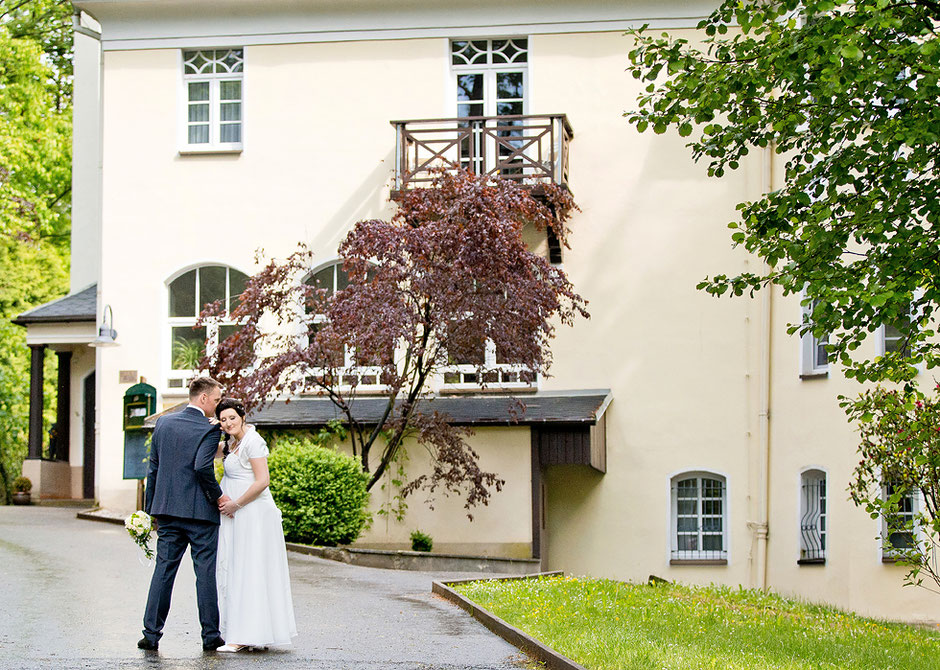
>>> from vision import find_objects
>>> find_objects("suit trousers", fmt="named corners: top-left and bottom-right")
top-left (142, 516), bottom-right (221, 646)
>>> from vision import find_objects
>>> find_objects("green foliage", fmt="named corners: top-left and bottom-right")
top-left (11, 476), bottom-right (31, 493)
top-left (843, 385), bottom-right (940, 591)
top-left (409, 529), bottom-right (432, 552)
top-left (0, 237), bottom-right (68, 502)
top-left (627, 0), bottom-right (940, 385)
top-left (0, 24), bottom-right (72, 244)
top-left (456, 576), bottom-right (940, 670)
top-left (171, 336), bottom-right (205, 370)
top-left (0, 0), bottom-right (74, 107)
top-left (376, 445), bottom-right (409, 523)
top-left (267, 433), bottom-right (370, 546)
top-left (0, 3), bottom-right (72, 503)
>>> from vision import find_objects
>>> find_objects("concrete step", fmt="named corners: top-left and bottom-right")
top-left (35, 498), bottom-right (97, 508)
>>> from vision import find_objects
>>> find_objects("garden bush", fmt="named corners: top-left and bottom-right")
top-left (267, 434), bottom-right (370, 546)
top-left (410, 529), bottom-right (433, 552)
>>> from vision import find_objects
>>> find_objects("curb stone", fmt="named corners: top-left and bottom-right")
top-left (77, 509), bottom-right (541, 575)
top-left (433, 572), bottom-right (590, 670)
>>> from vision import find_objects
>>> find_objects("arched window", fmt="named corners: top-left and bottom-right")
top-left (301, 261), bottom-right (385, 390)
top-left (167, 264), bottom-right (247, 388)
top-left (670, 472), bottom-right (728, 562)
top-left (799, 469), bottom-right (827, 563)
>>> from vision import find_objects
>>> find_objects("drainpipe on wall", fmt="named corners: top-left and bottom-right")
top-left (753, 143), bottom-right (775, 591)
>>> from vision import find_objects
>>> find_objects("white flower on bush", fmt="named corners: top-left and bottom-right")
top-left (125, 510), bottom-right (155, 560)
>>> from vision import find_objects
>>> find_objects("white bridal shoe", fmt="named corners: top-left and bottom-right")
top-left (217, 644), bottom-right (248, 653)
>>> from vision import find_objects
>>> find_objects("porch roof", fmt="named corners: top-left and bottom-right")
top-left (145, 389), bottom-right (612, 429)
top-left (12, 284), bottom-right (97, 326)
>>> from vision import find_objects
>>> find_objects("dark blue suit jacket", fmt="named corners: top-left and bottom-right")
top-left (145, 406), bottom-right (223, 524)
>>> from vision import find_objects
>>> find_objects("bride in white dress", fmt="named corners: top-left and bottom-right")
top-left (214, 398), bottom-right (297, 652)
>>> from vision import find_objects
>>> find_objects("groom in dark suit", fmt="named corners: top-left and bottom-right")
top-left (138, 376), bottom-right (229, 652)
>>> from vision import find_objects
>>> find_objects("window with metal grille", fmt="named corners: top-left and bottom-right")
top-left (671, 474), bottom-right (727, 562)
top-left (799, 470), bottom-right (827, 563)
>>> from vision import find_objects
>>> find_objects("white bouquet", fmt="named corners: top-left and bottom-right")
top-left (125, 510), bottom-right (155, 560)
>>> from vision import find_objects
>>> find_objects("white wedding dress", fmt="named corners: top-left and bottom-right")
top-left (216, 428), bottom-right (297, 646)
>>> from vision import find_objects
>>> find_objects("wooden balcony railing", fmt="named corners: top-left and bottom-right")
top-left (391, 114), bottom-right (573, 192)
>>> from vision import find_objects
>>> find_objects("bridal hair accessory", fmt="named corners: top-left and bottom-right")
top-left (125, 510), bottom-right (155, 564)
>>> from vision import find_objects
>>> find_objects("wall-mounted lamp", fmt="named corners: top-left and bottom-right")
top-left (89, 304), bottom-right (119, 347)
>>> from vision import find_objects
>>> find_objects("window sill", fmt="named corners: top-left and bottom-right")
top-left (439, 385), bottom-right (537, 396)
top-left (882, 556), bottom-right (904, 564)
top-left (669, 559), bottom-right (728, 566)
top-left (799, 370), bottom-right (828, 380)
top-left (797, 558), bottom-right (826, 565)
top-left (300, 388), bottom-right (390, 397)
top-left (178, 146), bottom-right (243, 156)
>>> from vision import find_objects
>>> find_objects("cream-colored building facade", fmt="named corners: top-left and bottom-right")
top-left (15, 0), bottom-right (936, 623)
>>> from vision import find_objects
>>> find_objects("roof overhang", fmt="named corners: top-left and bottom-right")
top-left (12, 284), bottom-right (98, 346)
top-left (145, 389), bottom-right (612, 429)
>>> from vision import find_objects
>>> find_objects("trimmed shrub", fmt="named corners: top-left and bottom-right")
top-left (410, 529), bottom-right (433, 552)
top-left (12, 476), bottom-right (31, 493)
top-left (268, 435), bottom-right (370, 546)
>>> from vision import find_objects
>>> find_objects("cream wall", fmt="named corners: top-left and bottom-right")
top-left (69, 346), bottom-right (97, 498)
top-left (527, 30), bottom-right (764, 588)
top-left (764, 287), bottom-right (940, 622)
top-left (96, 38), bottom-right (449, 509)
top-left (86, 16), bottom-right (936, 622)
top-left (356, 427), bottom-right (532, 557)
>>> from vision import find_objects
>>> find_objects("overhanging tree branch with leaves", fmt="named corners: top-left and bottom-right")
top-left (627, 0), bottom-right (940, 589)
top-left (201, 170), bottom-right (588, 516)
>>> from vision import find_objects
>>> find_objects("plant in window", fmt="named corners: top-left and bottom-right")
top-left (844, 385), bottom-right (940, 590)
top-left (201, 170), bottom-right (588, 515)
top-left (171, 336), bottom-right (205, 370)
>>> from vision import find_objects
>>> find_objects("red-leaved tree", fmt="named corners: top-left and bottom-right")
top-left (200, 170), bottom-right (588, 513)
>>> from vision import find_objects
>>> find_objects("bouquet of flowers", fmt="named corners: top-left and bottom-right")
top-left (125, 510), bottom-right (155, 561)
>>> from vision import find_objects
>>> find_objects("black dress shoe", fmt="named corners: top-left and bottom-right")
top-left (203, 637), bottom-right (226, 651)
top-left (137, 637), bottom-right (158, 651)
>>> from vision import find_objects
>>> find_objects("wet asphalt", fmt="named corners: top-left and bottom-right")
top-left (0, 507), bottom-right (527, 670)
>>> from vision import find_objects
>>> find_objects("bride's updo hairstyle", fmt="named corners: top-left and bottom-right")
top-left (215, 398), bottom-right (247, 456)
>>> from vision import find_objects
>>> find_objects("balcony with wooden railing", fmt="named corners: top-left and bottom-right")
top-left (391, 114), bottom-right (573, 193)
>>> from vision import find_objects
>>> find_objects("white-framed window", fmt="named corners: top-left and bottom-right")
top-left (876, 296), bottom-right (921, 359)
top-left (166, 265), bottom-right (247, 390)
top-left (670, 472), bottom-right (728, 562)
top-left (451, 38), bottom-right (528, 176)
top-left (799, 469), bottom-right (827, 563)
top-left (877, 321), bottom-right (912, 358)
top-left (181, 48), bottom-right (243, 152)
top-left (881, 481), bottom-right (919, 560)
top-left (800, 297), bottom-right (829, 376)
top-left (302, 261), bottom-right (388, 392)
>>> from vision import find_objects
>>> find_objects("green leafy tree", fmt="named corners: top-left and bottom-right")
top-left (1, 0), bottom-right (73, 108)
top-left (0, 23), bottom-right (72, 244)
top-left (627, 0), bottom-right (940, 589)
top-left (0, 238), bottom-right (68, 502)
top-left (0, 3), bottom-right (72, 501)
top-left (627, 0), bottom-right (939, 385)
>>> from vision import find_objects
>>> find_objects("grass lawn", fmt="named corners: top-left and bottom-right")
top-left (452, 575), bottom-right (940, 670)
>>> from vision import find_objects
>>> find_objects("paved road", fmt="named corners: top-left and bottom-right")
top-left (0, 507), bottom-right (526, 670)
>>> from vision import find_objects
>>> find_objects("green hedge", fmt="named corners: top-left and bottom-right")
top-left (268, 434), bottom-right (370, 546)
